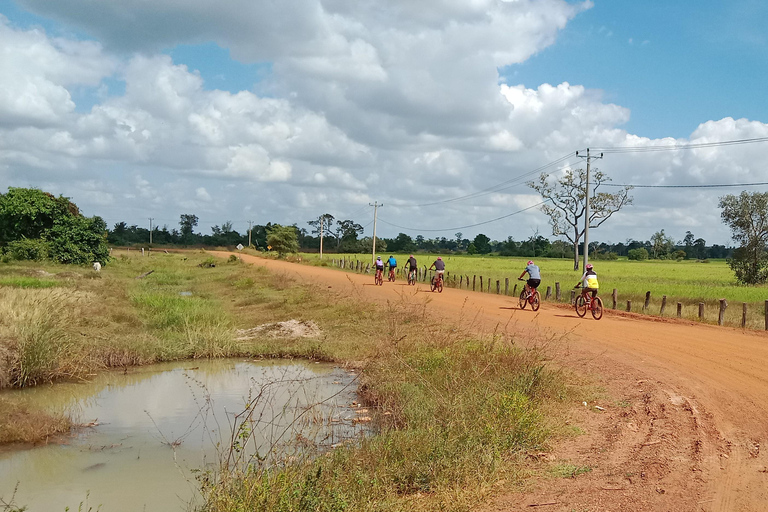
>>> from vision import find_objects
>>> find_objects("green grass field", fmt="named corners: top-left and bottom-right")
top-left (300, 252), bottom-right (768, 329)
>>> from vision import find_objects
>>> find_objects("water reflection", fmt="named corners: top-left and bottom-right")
top-left (0, 360), bottom-right (364, 511)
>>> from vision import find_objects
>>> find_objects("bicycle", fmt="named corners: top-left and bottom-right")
top-left (407, 268), bottom-right (417, 286)
top-left (574, 287), bottom-right (603, 320)
top-left (388, 267), bottom-right (396, 282)
top-left (430, 272), bottom-right (444, 293)
top-left (374, 268), bottom-right (383, 286)
top-left (517, 278), bottom-right (540, 311)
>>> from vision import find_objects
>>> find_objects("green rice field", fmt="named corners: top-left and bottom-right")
top-left (299, 252), bottom-right (768, 329)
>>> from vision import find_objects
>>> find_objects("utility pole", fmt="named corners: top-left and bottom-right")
top-left (369, 202), bottom-right (382, 264)
top-left (148, 218), bottom-right (154, 244)
top-left (575, 148), bottom-right (603, 272)
top-left (319, 218), bottom-right (324, 259)
top-left (248, 220), bottom-right (253, 248)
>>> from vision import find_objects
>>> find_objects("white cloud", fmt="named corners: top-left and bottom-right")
top-left (196, 187), bottom-right (211, 201)
top-left (2, 5), bottom-right (768, 245)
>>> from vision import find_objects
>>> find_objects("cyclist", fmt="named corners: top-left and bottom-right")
top-left (518, 260), bottom-right (541, 298)
top-left (575, 263), bottom-right (599, 300)
top-left (374, 256), bottom-right (385, 278)
top-left (406, 254), bottom-right (418, 281)
top-left (429, 256), bottom-right (445, 285)
top-left (387, 255), bottom-right (397, 279)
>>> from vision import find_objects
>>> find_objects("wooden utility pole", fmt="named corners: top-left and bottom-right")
top-left (248, 220), bottom-right (253, 248)
top-left (319, 218), bottom-right (325, 259)
top-left (576, 148), bottom-right (603, 271)
top-left (369, 202), bottom-right (382, 264)
top-left (148, 218), bottom-right (154, 244)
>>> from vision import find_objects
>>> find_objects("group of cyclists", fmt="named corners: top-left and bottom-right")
top-left (373, 254), bottom-right (601, 305)
top-left (374, 254), bottom-right (445, 285)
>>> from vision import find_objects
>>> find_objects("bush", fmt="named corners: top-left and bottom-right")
top-left (46, 215), bottom-right (110, 265)
top-left (727, 246), bottom-right (768, 284)
top-left (627, 248), bottom-right (649, 261)
top-left (5, 238), bottom-right (51, 261)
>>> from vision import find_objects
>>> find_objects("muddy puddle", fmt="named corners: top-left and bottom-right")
top-left (0, 359), bottom-right (365, 511)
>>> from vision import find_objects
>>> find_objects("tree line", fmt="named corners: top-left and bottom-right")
top-left (0, 186), bottom-right (759, 285)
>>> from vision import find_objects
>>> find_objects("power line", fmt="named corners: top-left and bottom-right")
top-left (604, 181), bottom-right (768, 189)
top-left (378, 201), bottom-right (546, 233)
top-left (399, 153), bottom-right (576, 208)
top-left (592, 136), bottom-right (768, 154)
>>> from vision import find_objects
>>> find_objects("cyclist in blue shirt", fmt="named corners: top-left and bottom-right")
top-left (518, 260), bottom-right (541, 298)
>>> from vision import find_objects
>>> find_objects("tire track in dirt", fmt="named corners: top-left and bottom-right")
top-left (214, 252), bottom-right (768, 511)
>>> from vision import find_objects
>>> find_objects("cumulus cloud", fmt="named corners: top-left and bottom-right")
top-left (2, 4), bottom-right (768, 245)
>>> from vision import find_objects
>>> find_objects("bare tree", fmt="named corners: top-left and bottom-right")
top-left (307, 214), bottom-right (334, 256)
top-left (528, 168), bottom-right (632, 270)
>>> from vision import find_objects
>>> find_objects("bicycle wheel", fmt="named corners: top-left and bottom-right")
top-left (575, 295), bottom-right (587, 317)
top-left (591, 297), bottom-right (603, 320)
top-left (409, 271), bottom-right (416, 285)
top-left (388, 271), bottom-right (395, 282)
top-left (437, 279), bottom-right (443, 293)
top-left (519, 289), bottom-right (527, 309)
top-left (531, 290), bottom-right (540, 311)
top-left (375, 273), bottom-right (383, 286)
top-left (430, 278), bottom-right (437, 292)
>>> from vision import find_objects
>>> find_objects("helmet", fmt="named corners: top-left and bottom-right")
top-left (437, 256), bottom-right (442, 260)
top-left (377, 256), bottom-right (381, 260)
top-left (409, 254), bottom-right (414, 258)
top-left (527, 260), bottom-right (534, 265)
top-left (586, 263), bottom-right (593, 270)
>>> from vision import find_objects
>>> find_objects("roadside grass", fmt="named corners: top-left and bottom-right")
top-left (201, 303), bottom-right (571, 512)
top-left (299, 253), bottom-right (768, 329)
top-left (0, 397), bottom-right (70, 444)
top-left (0, 276), bottom-right (61, 288)
top-left (0, 250), bottom-right (583, 511)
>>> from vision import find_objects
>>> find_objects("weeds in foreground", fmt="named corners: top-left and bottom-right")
top-left (201, 302), bottom-right (567, 512)
top-left (0, 288), bottom-right (84, 388)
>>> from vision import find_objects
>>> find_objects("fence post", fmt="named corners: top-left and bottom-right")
top-left (742, 302), bottom-right (748, 328)
top-left (460, 275), bottom-right (463, 288)
top-left (487, 279), bottom-right (491, 293)
top-left (612, 288), bottom-right (617, 309)
top-left (466, 276), bottom-right (469, 290)
top-left (513, 284), bottom-right (518, 297)
top-left (505, 278), bottom-right (509, 295)
top-left (496, 280), bottom-right (500, 294)
top-left (555, 282), bottom-right (561, 301)
top-left (365, 263), bottom-right (370, 273)
top-left (660, 295), bottom-right (667, 316)
top-left (765, 300), bottom-right (768, 330)
top-left (698, 302), bottom-right (705, 320)
top-left (677, 302), bottom-right (682, 318)
top-left (718, 299), bottom-right (728, 326)
top-left (480, 276), bottom-right (483, 291)
top-left (472, 275), bottom-right (476, 291)
top-left (546, 286), bottom-right (552, 300)
top-left (643, 291), bottom-right (651, 311)
top-left (626, 300), bottom-right (631, 312)
top-left (423, 265), bottom-right (428, 281)
top-left (569, 290), bottom-right (575, 304)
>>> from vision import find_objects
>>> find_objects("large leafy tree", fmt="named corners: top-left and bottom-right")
top-left (528, 168), bottom-right (633, 270)
top-left (472, 233), bottom-right (491, 254)
top-left (650, 229), bottom-right (675, 259)
top-left (266, 224), bottom-right (299, 257)
top-left (719, 191), bottom-right (768, 284)
top-left (0, 188), bottom-right (77, 244)
top-left (0, 187), bottom-right (109, 265)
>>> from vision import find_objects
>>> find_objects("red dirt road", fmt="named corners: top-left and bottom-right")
top-left (216, 252), bottom-right (768, 511)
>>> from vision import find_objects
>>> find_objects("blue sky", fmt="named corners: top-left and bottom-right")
top-left (1, 0), bottom-right (768, 245)
top-left (503, 0), bottom-right (768, 139)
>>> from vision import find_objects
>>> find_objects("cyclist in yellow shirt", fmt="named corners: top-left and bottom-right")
top-left (574, 263), bottom-right (599, 300)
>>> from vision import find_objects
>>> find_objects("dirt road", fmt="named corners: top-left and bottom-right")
top-left (216, 252), bottom-right (768, 511)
